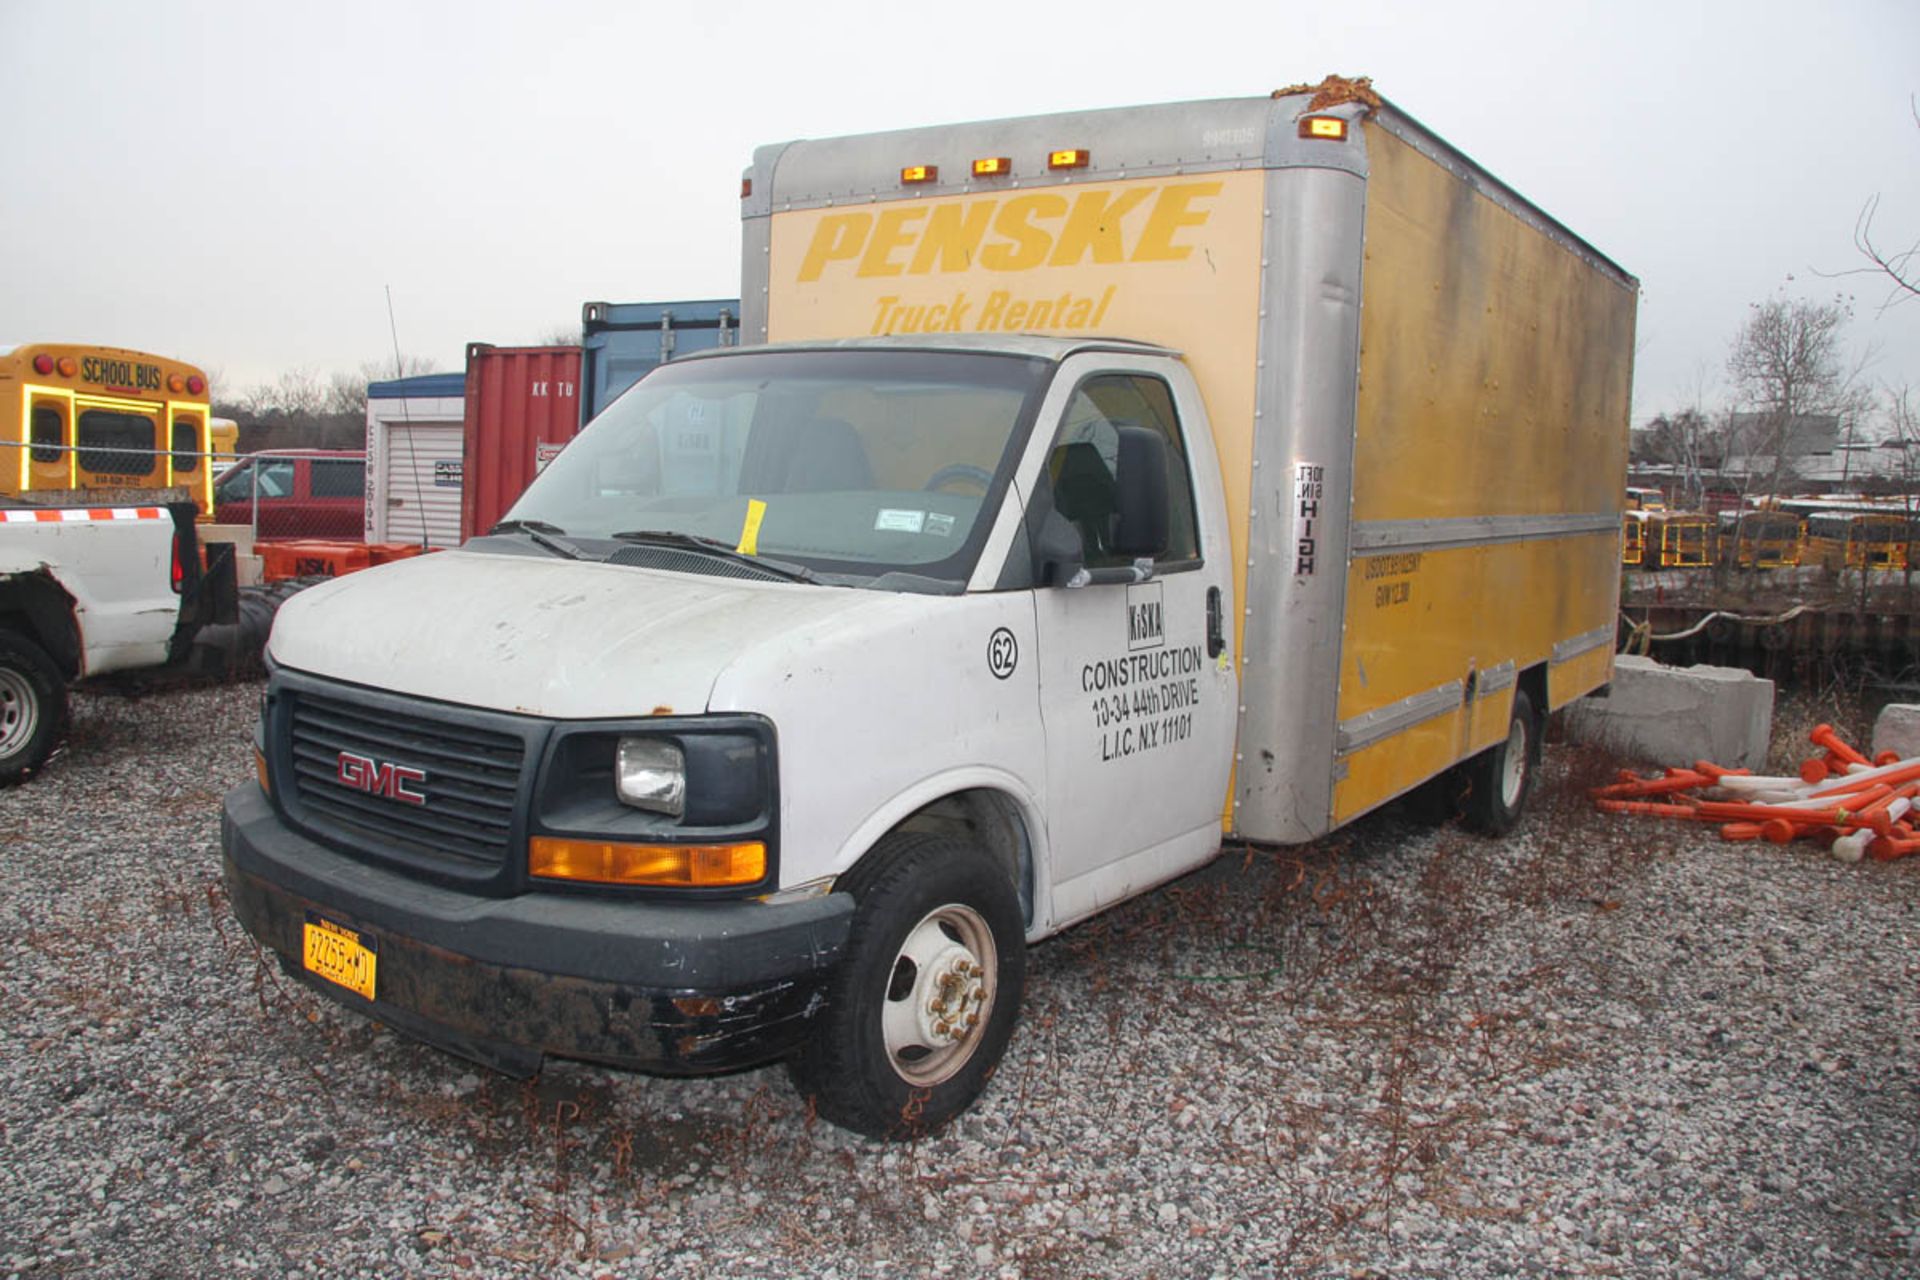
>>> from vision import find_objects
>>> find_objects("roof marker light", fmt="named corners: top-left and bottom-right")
top-left (972, 156), bottom-right (1012, 178)
top-left (1047, 149), bottom-right (1091, 171)
top-left (167, 373), bottom-right (184, 393)
top-left (901, 164), bottom-right (938, 185)
top-left (32, 354), bottom-right (53, 375)
top-left (187, 375), bottom-right (206, 395)
top-left (1299, 115), bottom-right (1348, 141)
top-left (56, 357), bottom-right (76, 377)
top-left (740, 176), bottom-right (752, 199)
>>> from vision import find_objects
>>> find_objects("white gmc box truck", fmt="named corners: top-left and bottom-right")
top-left (223, 83), bottom-right (1636, 1138)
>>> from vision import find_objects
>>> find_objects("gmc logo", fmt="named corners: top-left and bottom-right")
top-left (336, 751), bottom-right (428, 806)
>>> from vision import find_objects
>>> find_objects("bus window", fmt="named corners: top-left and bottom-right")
top-left (30, 403), bottom-right (64, 464)
top-left (77, 408), bottom-right (157, 477)
top-left (172, 417), bottom-right (201, 474)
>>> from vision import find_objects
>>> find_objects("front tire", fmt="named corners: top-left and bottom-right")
top-left (1465, 688), bottom-right (1539, 835)
top-left (0, 631), bottom-right (68, 786)
top-left (788, 833), bottom-right (1026, 1140)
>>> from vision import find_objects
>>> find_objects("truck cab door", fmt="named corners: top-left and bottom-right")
top-left (1020, 355), bottom-right (1237, 929)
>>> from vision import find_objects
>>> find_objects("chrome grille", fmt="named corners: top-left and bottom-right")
top-left (287, 688), bottom-right (526, 870)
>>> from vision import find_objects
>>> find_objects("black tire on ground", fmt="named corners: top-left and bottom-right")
top-left (0, 631), bottom-right (68, 786)
top-left (787, 832), bottom-right (1026, 1141)
top-left (187, 578), bottom-right (322, 679)
top-left (1464, 688), bottom-right (1540, 836)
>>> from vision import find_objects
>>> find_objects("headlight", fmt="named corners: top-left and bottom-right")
top-left (615, 737), bottom-right (686, 817)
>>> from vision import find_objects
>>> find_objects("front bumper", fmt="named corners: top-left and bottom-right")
top-left (221, 784), bottom-right (853, 1077)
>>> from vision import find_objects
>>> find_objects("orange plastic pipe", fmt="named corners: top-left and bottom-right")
top-left (1810, 723), bottom-right (1870, 768)
top-left (1807, 758), bottom-right (1920, 799)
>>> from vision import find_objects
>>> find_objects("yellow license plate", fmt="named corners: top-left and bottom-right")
top-left (302, 913), bottom-right (377, 1001)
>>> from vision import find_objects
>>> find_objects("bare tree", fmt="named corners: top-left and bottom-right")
top-left (1836, 99), bottom-right (1919, 310)
top-left (1726, 295), bottom-right (1859, 501)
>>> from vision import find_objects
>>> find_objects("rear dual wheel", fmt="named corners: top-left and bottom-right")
top-left (788, 833), bottom-right (1025, 1140)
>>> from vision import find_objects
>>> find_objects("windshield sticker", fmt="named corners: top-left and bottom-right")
top-left (925, 512), bottom-right (956, 537)
top-left (875, 508), bottom-right (926, 533)
top-left (735, 498), bottom-right (767, 555)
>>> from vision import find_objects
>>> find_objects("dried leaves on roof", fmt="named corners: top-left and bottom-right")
top-left (1271, 74), bottom-right (1382, 113)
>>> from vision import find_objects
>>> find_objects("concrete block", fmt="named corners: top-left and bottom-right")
top-left (1564, 654), bottom-right (1774, 770)
top-left (1871, 704), bottom-right (1920, 762)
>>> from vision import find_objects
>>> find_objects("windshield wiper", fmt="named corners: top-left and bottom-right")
top-left (490, 519), bottom-right (591, 561)
top-left (610, 529), bottom-right (816, 583)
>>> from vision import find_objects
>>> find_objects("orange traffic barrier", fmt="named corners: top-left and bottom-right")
top-left (1693, 762), bottom-right (1751, 781)
top-left (1808, 757), bottom-right (1920, 800)
top-left (1590, 770), bottom-right (1711, 800)
top-left (1811, 724), bottom-right (1870, 768)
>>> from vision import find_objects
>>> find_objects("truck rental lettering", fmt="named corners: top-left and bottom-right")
top-left (1082, 583), bottom-right (1202, 762)
top-left (80, 357), bottom-right (163, 394)
top-left (792, 181), bottom-right (1223, 336)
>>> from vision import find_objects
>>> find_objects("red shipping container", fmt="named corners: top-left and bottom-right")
top-left (461, 343), bottom-right (584, 541)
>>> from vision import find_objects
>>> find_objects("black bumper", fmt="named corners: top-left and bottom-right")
top-left (221, 784), bottom-right (853, 1078)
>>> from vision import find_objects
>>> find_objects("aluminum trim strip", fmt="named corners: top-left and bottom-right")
top-left (1475, 661), bottom-right (1517, 698)
top-left (1352, 512), bottom-right (1622, 554)
top-left (1552, 625), bottom-right (1615, 664)
top-left (1335, 680), bottom-right (1463, 755)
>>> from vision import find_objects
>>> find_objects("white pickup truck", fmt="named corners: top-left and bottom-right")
top-left (0, 502), bottom-right (232, 782)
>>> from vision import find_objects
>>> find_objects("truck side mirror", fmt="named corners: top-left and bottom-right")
top-left (1034, 509), bottom-right (1086, 587)
top-left (1109, 425), bottom-right (1170, 559)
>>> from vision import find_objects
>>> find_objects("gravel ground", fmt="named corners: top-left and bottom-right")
top-left (2, 679), bottom-right (1916, 1278)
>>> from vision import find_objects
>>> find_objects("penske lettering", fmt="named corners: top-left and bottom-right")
top-left (797, 181), bottom-right (1225, 283)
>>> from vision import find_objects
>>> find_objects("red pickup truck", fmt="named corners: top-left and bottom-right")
top-left (213, 450), bottom-right (365, 540)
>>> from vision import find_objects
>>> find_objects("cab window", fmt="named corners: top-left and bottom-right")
top-left (1035, 373), bottom-right (1200, 571)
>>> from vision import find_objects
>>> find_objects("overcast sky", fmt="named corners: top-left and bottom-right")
top-left (2, 0), bottom-right (1915, 428)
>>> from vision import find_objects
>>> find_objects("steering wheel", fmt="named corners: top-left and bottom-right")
top-left (923, 464), bottom-right (994, 493)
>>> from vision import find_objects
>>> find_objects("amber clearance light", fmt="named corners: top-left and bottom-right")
top-left (900, 164), bottom-right (938, 185)
top-left (1047, 148), bottom-right (1091, 170)
top-left (530, 836), bottom-right (766, 887)
top-left (1299, 115), bottom-right (1349, 141)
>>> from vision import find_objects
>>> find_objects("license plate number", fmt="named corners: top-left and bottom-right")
top-left (302, 913), bottom-right (377, 1000)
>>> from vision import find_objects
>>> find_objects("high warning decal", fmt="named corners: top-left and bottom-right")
top-left (1293, 463), bottom-right (1324, 576)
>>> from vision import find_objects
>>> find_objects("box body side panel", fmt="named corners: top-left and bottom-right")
top-left (1331, 121), bottom-right (1635, 823)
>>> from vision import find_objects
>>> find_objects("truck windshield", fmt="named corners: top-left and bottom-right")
top-left (504, 348), bottom-right (1051, 587)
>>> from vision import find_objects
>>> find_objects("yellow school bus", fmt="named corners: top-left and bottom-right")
top-left (0, 343), bottom-right (214, 510)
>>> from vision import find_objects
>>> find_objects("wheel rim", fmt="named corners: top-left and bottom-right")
top-left (1499, 716), bottom-right (1529, 808)
top-left (880, 903), bottom-right (997, 1088)
top-left (0, 665), bottom-right (37, 759)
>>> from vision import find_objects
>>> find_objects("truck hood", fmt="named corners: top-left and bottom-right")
top-left (265, 548), bottom-right (896, 718)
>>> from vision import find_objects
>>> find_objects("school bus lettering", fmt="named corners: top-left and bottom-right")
top-left (79, 356), bottom-right (162, 393)
top-left (795, 181), bottom-right (1226, 283)
top-left (981, 194), bottom-right (1068, 272)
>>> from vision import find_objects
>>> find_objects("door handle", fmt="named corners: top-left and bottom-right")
top-left (1206, 586), bottom-right (1225, 658)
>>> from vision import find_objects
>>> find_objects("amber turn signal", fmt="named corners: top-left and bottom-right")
top-left (529, 837), bottom-right (767, 887)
